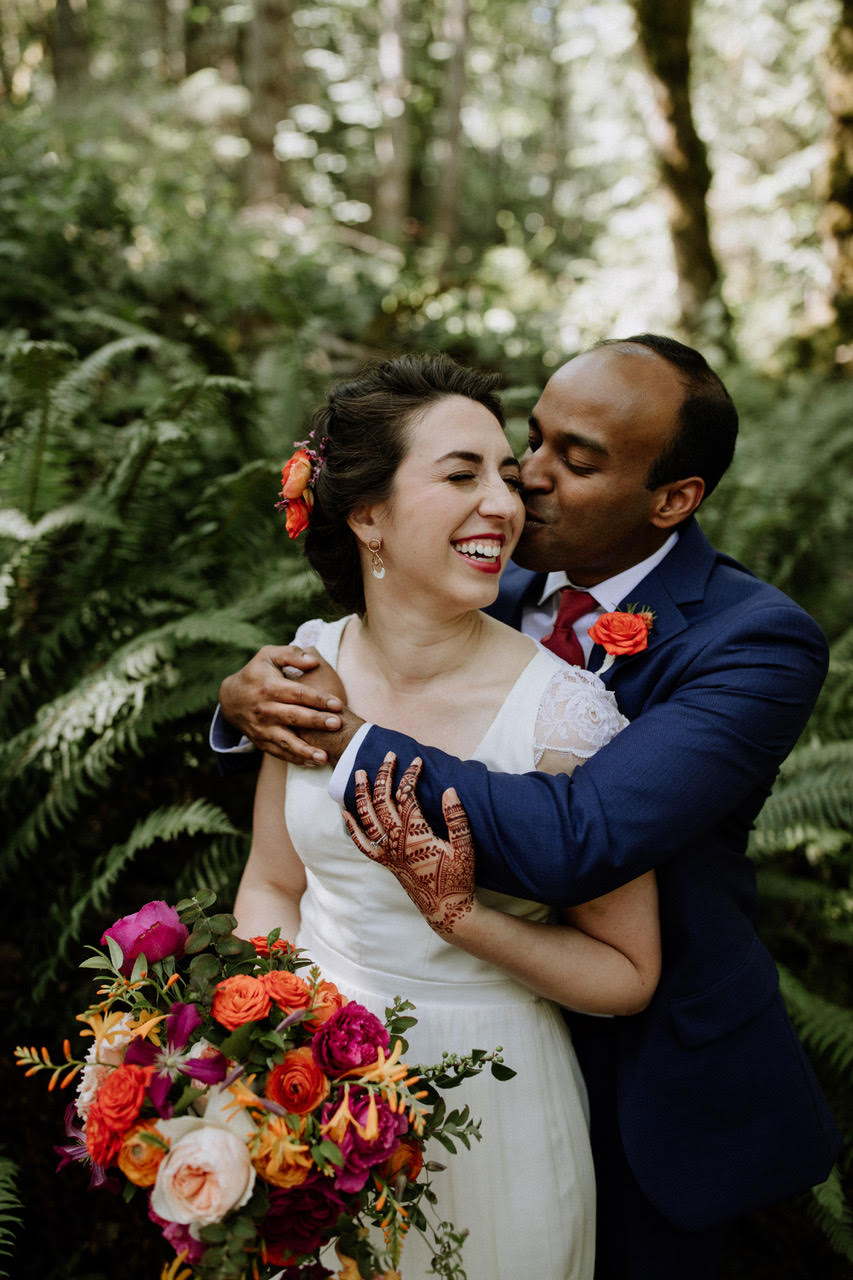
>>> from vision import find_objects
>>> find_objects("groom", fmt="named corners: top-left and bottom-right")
top-left (213, 335), bottom-right (841, 1278)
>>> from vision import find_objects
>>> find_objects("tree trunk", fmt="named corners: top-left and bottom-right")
top-left (241, 0), bottom-right (293, 204)
top-left (544, 2), bottom-right (571, 235)
top-left (373, 0), bottom-right (411, 246)
top-left (629, 0), bottom-right (732, 346)
top-left (49, 0), bottom-right (90, 100)
top-left (152, 0), bottom-right (185, 82)
top-left (433, 0), bottom-right (469, 256)
top-left (820, 0), bottom-right (853, 359)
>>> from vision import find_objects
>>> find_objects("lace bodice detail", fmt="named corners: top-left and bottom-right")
top-left (293, 617), bottom-right (627, 771)
top-left (532, 662), bottom-right (628, 768)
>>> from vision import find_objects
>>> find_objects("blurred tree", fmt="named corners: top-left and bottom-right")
top-left (820, 0), bottom-right (853, 361)
top-left (151, 0), bottom-right (185, 82)
top-left (629, 0), bottom-right (732, 346)
top-left (373, 0), bottom-right (411, 245)
top-left (48, 0), bottom-right (90, 99)
top-left (242, 0), bottom-right (294, 203)
top-left (433, 0), bottom-right (469, 262)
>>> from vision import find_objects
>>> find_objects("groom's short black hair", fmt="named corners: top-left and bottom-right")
top-left (597, 333), bottom-right (738, 500)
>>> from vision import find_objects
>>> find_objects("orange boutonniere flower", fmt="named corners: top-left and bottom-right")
top-left (589, 604), bottom-right (655, 674)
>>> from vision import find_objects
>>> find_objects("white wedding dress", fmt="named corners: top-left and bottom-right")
top-left (286, 616), bottom-right (628, 1280)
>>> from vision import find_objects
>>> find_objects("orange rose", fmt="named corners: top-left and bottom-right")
top-left (250, 1115), bottom-right (313, 1188)
top-left (280, 449), bottom-right (312, 500)
top-left (212, 974), bottom-right (272, 1030)
top-left (265, 1047), bottom-right (330, 1115)
top-left (85, 1101), bottom-right (124, 1166)
top-left (378, 1135), bottom-right (423, 1183)
top-left (118, 1120), bottom-right (168, 1186)
top-left (95, 1062), bottom-right (153, 1133)
top-left (262, 970), bottom-right (313, 1018)
top-left (588, 611), bottom-right (650, 657)
top-left (250, 935), bottom-right (294, 959)
top-left (284, 492), bottom-right (313, 539)
top-left (303, 979), bottom-right (347, 1032)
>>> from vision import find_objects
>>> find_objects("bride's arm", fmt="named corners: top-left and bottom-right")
top-left (232, 753), bottom-right (307, 941)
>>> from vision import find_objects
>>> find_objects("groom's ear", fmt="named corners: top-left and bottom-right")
top-left (650, 476), bottom-right (705, 529)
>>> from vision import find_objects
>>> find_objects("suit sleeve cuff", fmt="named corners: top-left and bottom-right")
top-left (328, 723), bottom-right (373, 805)
top-left (210, 704), bottom-right (256, 755)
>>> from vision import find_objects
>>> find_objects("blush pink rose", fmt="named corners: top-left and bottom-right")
top-left (102, 901), bottom-right (189, 977)
top-left (150, 1123), bottom-right (256, 1228)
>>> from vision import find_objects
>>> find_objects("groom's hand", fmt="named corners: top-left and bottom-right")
top-left (218, 645), bottom-right (355, 765)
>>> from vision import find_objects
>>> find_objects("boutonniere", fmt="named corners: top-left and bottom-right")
top-left (588, 604), bottom-right (656, 675)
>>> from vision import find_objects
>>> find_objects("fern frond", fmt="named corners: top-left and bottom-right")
top-left (808, 1165), bottom-right (853, 1264)
top-left (778, 966), bottom-right (853, 1092)
top-left (34, 800), bottom-right (241, 999)
top-left (0, 1153), bottom-right (22, 1277)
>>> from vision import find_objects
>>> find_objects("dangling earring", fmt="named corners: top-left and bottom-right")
top-left (368, 538), bottom-right (386, 580)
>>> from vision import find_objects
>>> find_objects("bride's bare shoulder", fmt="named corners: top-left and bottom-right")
top-left (481, 611), bottom-right (540, 664)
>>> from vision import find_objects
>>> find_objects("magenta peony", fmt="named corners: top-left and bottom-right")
top-left (261, 1174), bottom-right (347, 1261)
top-left (311, 1003), bottom-right (389, 1077)
top-left (325, 1088), bottom-right (409, 1194)
top-left (101, 901), bottom-right (189, 977)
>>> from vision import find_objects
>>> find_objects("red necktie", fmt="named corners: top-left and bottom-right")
top-left (542, 589), bottom-right (598, 667)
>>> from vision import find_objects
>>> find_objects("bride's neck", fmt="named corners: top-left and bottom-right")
top-left (350, 597), bottom-right (488, 690)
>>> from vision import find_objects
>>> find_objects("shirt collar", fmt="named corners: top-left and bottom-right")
top-left (537, 530), bottom-right (680, 612)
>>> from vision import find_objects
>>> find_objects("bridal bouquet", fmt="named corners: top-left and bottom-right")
top-left (16, 891), bottom-right (514, 1280)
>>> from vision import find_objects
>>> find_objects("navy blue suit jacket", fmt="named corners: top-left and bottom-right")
top-left (343, 517), bottom-right (841, 1231)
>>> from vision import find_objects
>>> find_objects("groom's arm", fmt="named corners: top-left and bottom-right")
top-left (344, 605), bottom-right (829, 907)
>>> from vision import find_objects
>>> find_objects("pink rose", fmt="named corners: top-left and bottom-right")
top-left (311, 1004), bottom-right (389, 1077)
top-left (102, 901), bottom-right (188, 977)
top-left (150, 1123), bottom-right (256, 1228)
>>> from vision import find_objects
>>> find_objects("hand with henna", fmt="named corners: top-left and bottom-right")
top-left (342, 752), bottom-right (476, 938)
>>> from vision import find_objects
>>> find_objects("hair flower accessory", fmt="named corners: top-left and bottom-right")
top-left (589, 604), bottom-right (656, 675)
top-left (276, 430), bottom-right (328, 539)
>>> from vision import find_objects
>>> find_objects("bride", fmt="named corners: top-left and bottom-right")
top-left (232, 353), bottom-right (660, 1279)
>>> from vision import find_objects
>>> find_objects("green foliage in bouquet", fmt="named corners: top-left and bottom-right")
top-left (16, 891), bottom-right (514, 1280)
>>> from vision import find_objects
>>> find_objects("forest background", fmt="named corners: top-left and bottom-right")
top-left (0, 0), bottom-right (851, 1276)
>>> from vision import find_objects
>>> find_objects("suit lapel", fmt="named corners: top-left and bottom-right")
top-left (590, 519), bottom-right (718, 684)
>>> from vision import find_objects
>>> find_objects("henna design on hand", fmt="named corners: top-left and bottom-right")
top-left (343, 752), bottom-right (476, 937)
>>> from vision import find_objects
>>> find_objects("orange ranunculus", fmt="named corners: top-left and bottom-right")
top-left (262, 969), bottom-right (313, 1018)
top-left (284, 491), bottom-right (313, 539)
top-left (250, 935), bottom-right (294, 958)
top-left (265, 1047), bottom-right (330, 1115)
top-left (378, 1134), bottom-right (423, 1183)
top-left (95, 1062), bottom-right (153, 1133)
top-left (588, 611), bottom-right (651, 657)
top-left (303, 979), bottom-right (347, 1032)
top-left (250, 1115), bottom-right (313, 1189)
top-left (211, 974), bottom-right (272, 1030)
top-left (280, 449), bottom-right (312, 501)
top-left (85, 1100), bottom-right (124, 1166)
top-left (118, 1120), bottom-right (168, 1186)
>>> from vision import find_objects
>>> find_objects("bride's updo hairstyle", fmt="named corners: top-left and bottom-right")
top-left (304, 353), bottom-right (504, 614)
